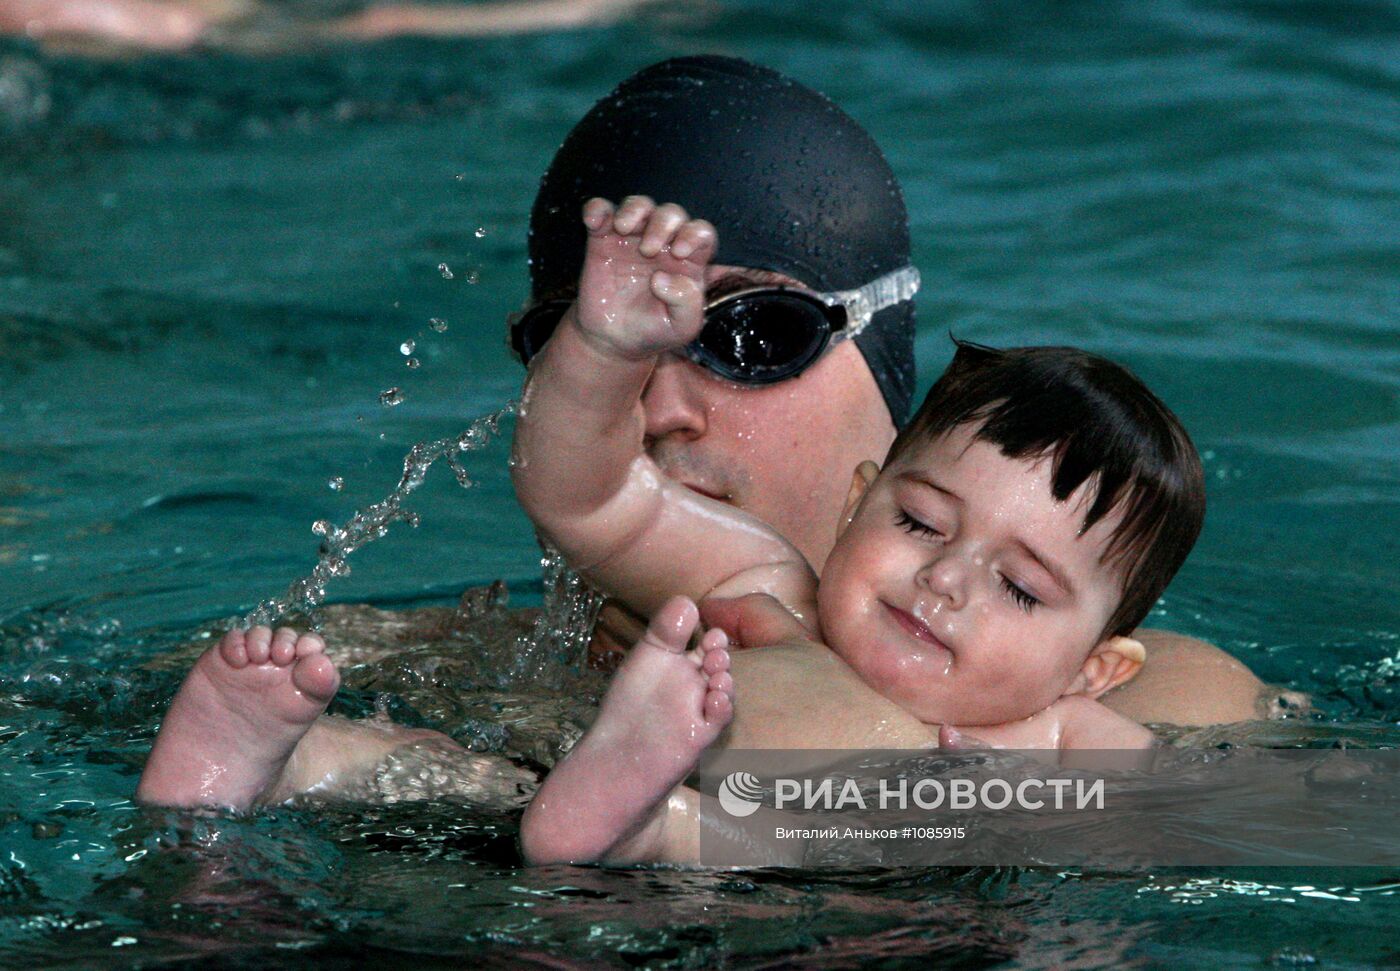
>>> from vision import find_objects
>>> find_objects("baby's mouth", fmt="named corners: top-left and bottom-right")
top-left (882, 601), bottom-right (951, 653)
top-left (682, 482), bottom-right (731, 503)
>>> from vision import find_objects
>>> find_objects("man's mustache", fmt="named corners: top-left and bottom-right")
top-left (646, 440), bottom-right (746, 499)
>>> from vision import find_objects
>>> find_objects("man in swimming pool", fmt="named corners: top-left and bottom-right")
top-left (136, 55), bottom-right (1279, 813)
top-left (515, 54), bottom-right (1271, 724)
top-left (514, 193), bottom-right (1212, 864)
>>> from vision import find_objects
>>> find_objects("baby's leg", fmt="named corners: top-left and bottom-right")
top-left (137, 626), bottom-right (347, 809)
top-left (520, 596), bottom-right (733, 865)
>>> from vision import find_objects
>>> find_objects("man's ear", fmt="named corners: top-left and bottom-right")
top-left (1063, 636), bottom-right (1146, 699)
top-left (836, 461), bottom-right (881, 538)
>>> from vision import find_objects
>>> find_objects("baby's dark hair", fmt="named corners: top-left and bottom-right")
top-left (886, 341), bottom-right (1205, 637)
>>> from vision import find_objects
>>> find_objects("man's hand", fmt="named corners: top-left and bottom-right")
top-left (574, 195), bottom-right (717, 360)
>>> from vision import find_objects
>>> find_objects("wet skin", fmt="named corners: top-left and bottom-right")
top-left (819, 424), bottom-right (1134, 728)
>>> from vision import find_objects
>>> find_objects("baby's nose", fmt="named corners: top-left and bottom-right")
top-left (917, 549), bottom-right (968, 609)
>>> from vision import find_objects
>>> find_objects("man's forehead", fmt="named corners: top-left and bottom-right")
top-left (540, 264), bottom-right (810, 304)
top-left (704, 264), bottom-right (806, 290)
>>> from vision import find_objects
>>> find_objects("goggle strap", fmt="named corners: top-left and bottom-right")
top-left (828, 265), bottom-right (922, 340)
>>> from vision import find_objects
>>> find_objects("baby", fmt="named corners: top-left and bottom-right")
top-left (514, 196), bottom-right (1205, 865)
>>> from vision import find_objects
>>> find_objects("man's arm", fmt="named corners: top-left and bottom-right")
top-left (512, 197), bottom-right (814, 619)
top-left (1099, 629), bottom-right (1296, 725)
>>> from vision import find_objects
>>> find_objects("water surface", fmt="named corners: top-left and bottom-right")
top-left (2, 1), bottom-right (1399, 966)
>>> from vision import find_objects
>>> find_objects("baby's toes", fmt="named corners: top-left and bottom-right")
top-left (640, 596), bottom-right (700, 654)
top-left (244, 625), bottom-right (273, 664)
top-left (639, 202), bottom-right (688, 257)
top-left (704, 683), bottom-right (734, 726)
top-left (294, 632), bottom-right (327, 658)
top-left (217, 628), bottom-right (249, 668)
top-left (702, 648), bottom-right (731, 681)
top-left (269, 627), bottom-right (299, 666)
top-left (291, 653), bottom-right (340, 703)
top-left (700, 628), bottom-right (730, 677)
top-left (708, 669), bottom-right (733, 698)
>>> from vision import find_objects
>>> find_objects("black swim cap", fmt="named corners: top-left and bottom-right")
top-left (528, 55), bottom-right (916, 425)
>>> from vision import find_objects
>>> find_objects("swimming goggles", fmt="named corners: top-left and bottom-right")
top-left (508, 265), bottom-right (920, 386)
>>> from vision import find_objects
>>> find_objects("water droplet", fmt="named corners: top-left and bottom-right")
top-left (438, 263), bottom-right (454, 279)
top-left (242, 402), bottom-right (520, 630)
top-left (379, 387), bottom-right (405, 407)
top-left (448, 457), bottom-right (472, 488)
top-left (429, 317), bottom-right (448, 333)
top-left (400, 339), bottom-right (415, 355)
top-left (474, 226), bottom-right (487, 238)
top-left (405, 357), bottom-right (420, 370)
top-left (454, 173), bottom-right (466, 181)
top-left (465, 270), bottom-right (480, 285)
top-left (327, 477), bottom-right (344, 492)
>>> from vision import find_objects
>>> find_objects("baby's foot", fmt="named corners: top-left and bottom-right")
top-left (137, 626), bottom-right (341, 810)
top-left (574, 195), bottom-right (717, 360)
top-left (520, 595), bottom-right (733, 865)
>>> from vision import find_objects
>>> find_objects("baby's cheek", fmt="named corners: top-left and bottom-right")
top-left (979, 658), bottom-right (1074, 724)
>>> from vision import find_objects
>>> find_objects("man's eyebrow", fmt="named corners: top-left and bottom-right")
top-left (705, 269), bottom-right (799, 299)
top-left (533, 269), bottom-right (794, 308)
top-left (1013, 538), bottom-right (1075, 598)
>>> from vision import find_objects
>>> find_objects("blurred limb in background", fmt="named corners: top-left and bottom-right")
top-left (0, 0), bottom-right (660, 52)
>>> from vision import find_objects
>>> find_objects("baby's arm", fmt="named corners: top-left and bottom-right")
top-left (511, 196), bottom-right (814, 619)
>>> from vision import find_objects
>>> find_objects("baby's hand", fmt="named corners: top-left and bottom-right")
top-left (575, 196), bottom-right (717, 360)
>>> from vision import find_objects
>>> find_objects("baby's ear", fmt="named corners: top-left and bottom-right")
top-left (836, 461), bottom-right (881, 538)
top-left (1064, 636), bottom-right (1146, 700)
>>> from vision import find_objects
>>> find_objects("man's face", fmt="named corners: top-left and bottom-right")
top-left (816, 423), bottom-right (1127, 727)
top-left (635, 266), bottom-right (897, 571)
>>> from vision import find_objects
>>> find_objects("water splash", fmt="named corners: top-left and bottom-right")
top-left (512, 545), bottom-right (603, 687)
top-left (242, 403), bottom-right (516, 628)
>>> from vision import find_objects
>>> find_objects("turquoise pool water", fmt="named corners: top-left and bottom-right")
top-left (2, 1), bottom-right (1399, 965)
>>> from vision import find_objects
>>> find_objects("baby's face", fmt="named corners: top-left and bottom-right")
top-left (817, 423), bottom-right (1126, 727)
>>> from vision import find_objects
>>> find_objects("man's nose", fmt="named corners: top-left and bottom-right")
top-left (642, 353), bottom-right (708, 441)
top-left (917, 547), bottom-right (969, 610)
